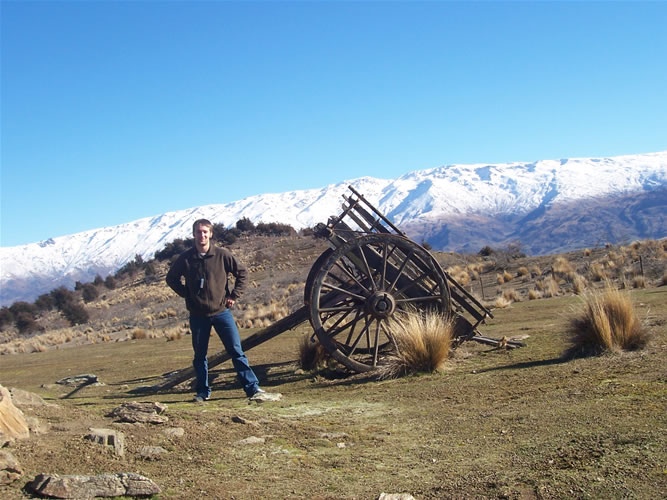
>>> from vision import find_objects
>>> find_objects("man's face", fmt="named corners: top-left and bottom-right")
top-left (194, 224), bottom-right (212, 250)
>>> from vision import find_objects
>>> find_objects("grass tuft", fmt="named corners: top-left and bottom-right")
top-left (377, 311), bottom-right (453, 380)
top-left (566, 284), bottom-right (648, 357)
top-left (297, 335), bottom-right (330, 371)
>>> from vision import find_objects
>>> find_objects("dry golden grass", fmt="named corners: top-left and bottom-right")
top-left (528, 289), bottom-right (542, 300)
top-left (502, 270), bottom-right (513, 282)
top-left (297, 335), bottom-right (331, 371)
top-left (496, 273), bottom-right (505, 285)
top-left (567, 284), bottom-right (648, 357)
top-left (553, 256), bottom-right (574, 274)
top-left (493, 296), bottom-right (512, 309)
top-left (584, 248), bottom-right (592, 256)
top-left (377, 311), bottom-right (453, 380)
top-left (516, 266), bottom-right (529, 278)
top-left (571, 273), bottom-right (587, 295)
top-left (661, 271), bottom-right (667, 286)
top-left (503, 288), bottom-right (520, 303)
top-left (589, 261), bottom-right (607, 281)
top-left (632, 275), bottom-right (646, 289)
top-left (536, 277), bottom-right (559, 298)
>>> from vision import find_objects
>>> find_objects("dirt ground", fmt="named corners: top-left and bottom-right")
top-left (1, 285), bottom-right (666, 499)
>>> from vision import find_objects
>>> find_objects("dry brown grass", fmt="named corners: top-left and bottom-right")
top-left (632, 275), bottom-right (647, 289)
top-left (297, 335), bottom-right (331, 371)
top-left (584, 248), bottom-right (592, 256)
top-left (589, 261), bottom-right (607, 281)
top-left (516, 266), bottom-right (529, 278)
top-left (553, 256), bottom-right (574, 274)
top-left (566, 284), bottom-right (648, 357)
top-left (377, 311), bottom-right (453, 379)
top-left (571, 273), bottom-right (587, 295)
top-left (528, 289), bottom-right (542, 300)
top-left (493, 296), bottom-right (512, 309)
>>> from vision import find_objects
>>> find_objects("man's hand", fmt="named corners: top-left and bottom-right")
top-left (225, 298), bottom-right (235, 308)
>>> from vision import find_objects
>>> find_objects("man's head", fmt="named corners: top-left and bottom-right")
top-left (193, 219), bottom-right (213, 253)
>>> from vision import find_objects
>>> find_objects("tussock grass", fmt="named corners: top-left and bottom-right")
top-left (377, 311), bottom-right (453, 380)
top-left (571, 273), bottom-right (587, 295)
top-left (493, 296), bottom-right (512, 309)
top-left (632, 275), bottom-right (646, 289)
top-left (589, 261), bottom-right (607, 281)
top-left (297, 335), bottom-right (331, 371)
top-left (553, 256), bottom-right (574, 274)
top-left (566, 284), bottom-right (648, 357)
top-left (528, 289), bottom-right (542, 300)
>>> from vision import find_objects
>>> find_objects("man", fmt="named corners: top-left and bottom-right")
top-left (166, 218), bottom-right (272, 402)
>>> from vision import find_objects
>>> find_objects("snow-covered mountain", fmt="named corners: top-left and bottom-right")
top-left (2, 152), bottom-right (666, 306)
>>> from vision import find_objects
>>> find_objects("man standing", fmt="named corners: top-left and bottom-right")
top-left (166, 218), bottom-right (272, 402)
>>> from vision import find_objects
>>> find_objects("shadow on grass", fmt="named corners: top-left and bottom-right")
top-left (476, 355), bottom-right (571, 373)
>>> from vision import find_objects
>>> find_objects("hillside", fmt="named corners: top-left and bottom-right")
top-left (1, 151), bottom-right (665, 305)
top-left (1, 233), bottom-right (665, 356)
top-left (0, 234), bottom-right (665, 499)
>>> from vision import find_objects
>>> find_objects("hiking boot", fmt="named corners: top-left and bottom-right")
top-left (193, 394), bottom-right (209, 403)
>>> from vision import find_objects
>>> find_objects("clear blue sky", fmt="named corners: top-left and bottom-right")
top-left (2, 1), bottom-right (666, 247)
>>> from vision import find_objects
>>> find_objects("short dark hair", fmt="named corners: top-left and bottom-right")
top-left (193, 219), bottom-right (213, 235)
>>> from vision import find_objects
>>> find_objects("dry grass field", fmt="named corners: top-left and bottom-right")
top-left (1, 236), bottom-right (665, 499)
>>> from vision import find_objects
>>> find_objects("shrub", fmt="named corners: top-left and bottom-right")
top-left (632, 275), bottom-right (646, 289)
top-left (298, 335), bottom-right (330, 371)
top-left (566, 285), bottom-right (648, 357)
top-left (81, 283), bottom-right (99, 303)
top-left (16, 312), bottom-right (40, 334)
top-left (50, 286), bottom-right (76, 310)
top-left (236, 217), bottom-right (256, 233)
top-left (377, 311), bottom-right (453, 379)
top-left (104, 275), bottom-right (117, 290)
top-left (34, 293), bottom-right (56, 312)
top-left (61, 301), bottom-right (89, 325)
top-left (0, 307), bottom-right (15, 330)
top-left (478, 245), bottom-right (495, 257)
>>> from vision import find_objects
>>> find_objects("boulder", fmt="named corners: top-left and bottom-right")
top-left (84, 428), bottom-right (125, 456)
top-left (0, 384), bottom-right (29, 445)
top-left (138, 446), bottom-right (168, 460)
top-left (106, 401), bottom-right (168, 424)
top-left (55, 374), bottom-right (104, 387)
top-left (26, 472), bottom-right (161, 498)
top-left (10, 387), bottom-right (50, 407)
top-left (0, 450), bottom-right (23, 485)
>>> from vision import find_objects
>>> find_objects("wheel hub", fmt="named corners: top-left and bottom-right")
top-left (366, 292), bottom-right (396, 319)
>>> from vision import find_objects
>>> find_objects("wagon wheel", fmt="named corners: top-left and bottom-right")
top-left (308, 234), bottom-right (451, 372)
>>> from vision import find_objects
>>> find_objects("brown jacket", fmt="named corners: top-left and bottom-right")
top-left (166, 245), bottom-right (247, 317)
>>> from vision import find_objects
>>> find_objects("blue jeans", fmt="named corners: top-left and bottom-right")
top-left (189, 310), bottom-right (260, 398)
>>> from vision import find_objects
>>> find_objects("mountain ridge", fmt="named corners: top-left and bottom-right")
top-left (1, 151), bottom-right (665, 305)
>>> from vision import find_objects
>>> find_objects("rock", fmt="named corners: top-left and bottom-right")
top-left (107, 402), bottom-right (168, 424)
top-left (9, 388), bottom-right (49, 407)
top-left (0, 450), bottom-right (23, 485)
top-left (163, 427), bottom-right (185, 437)
top-left (231, 415), bottom-right (260, 427)
top-left (321, 432), bottom-right (349, 440)
top-left (25, 416), bottom-right (50, 435)
top-left (55, 374), bottom-right (104, 387)
top-left (378, 494), bottom-right (416, 500)
top-left (26, 472), bottom-right (161, 498)
top-left (139, 446), bottom-right (168, 460)
top-left (248, 391), bottom-right (283, 403)
top-left (236, 436), bottom-right (265, 445)
top-left (0, 385), bottom-right (30, 445)
top-left (84, 428), bottom-right (125, 456)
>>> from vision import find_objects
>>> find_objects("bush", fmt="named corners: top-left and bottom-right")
top-left (155, 238), bottom-right (192, 261)
top-left (479, 245), bottom-right (495, 257)
top-left (236, 217), bottom-right (255, 233)
top-left (298, 336), bottom-right (331, 371)
top-left (0, 307), bottom-right (14, 330)
top-left (61, 301), bottom-right (89, 326)
top-left (34, 293), bottom-right (56, 312)
top-left (16, 312), bottom-right (40, 334)
top-left (81, 283), bottom-right (99, 303)
top-left (50, 287), bottom-right (76, 310)
top-left (104, 275), bottom-right (117, 290)
top-left (566, 285), bottom-right (648, 357)
top-left (377, 311), bottom-right (453, 379)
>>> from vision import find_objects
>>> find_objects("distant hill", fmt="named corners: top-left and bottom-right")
top-left (1, 151), bottom-right (665, 305)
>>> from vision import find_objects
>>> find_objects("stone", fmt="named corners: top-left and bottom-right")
top-left (0, 384), bottom-right (29, 445)
top-left (107, 401), bottom-right (168, 424)
top-left (0, 450), bottom-right (23, 485)
top-left (26, 472), bottom-right (161, 498)
top-left (231, 415), bottom-right (260, 427)
top-left (248, 391), bottom-right (283, 403)
top-left (84, 428), bottom-right (125, 456)
top-left (378, 494), bottom-right (416, 500)
top-left (138, 446), bottom-right (168, 460)
top-left (55, 374), bottom-right (104, 387)
top-left (25, 415), bottom-right (49, 435)
top-left (236, 436), bottom-right (265, 445)
top-left (163, 427), bottom-right (185, 437)
top-left (10, 387), bottom-right (50, 407)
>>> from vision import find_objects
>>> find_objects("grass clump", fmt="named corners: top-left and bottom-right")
top-left (377, 311), bottom-right (453, 380)
top-left (566, 284), bottom-right (648, 357)
top-left (297, 335), bottom-right (331, 371)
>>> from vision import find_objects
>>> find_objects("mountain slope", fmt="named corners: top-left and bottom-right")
top-left (1, 151), bottom-right (665, 305)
